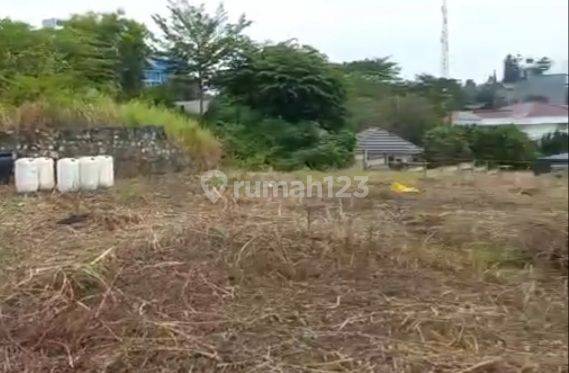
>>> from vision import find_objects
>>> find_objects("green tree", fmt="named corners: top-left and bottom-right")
top-left (425, 125), bottom-right (536, 167)
top-left (0, 19), bottom-right (84, 103)
top-left (503, 54), bottom-right (522, 83)
top-left (407, 74), bottom-right (465, 117)
top-left (468, 125), bottom-right (536, 165)
top-left (342, 57), bottom-right (403, 130)
top-left (424, 126), bottom-right (473, 165)
top-left (539, 131), bottom-right (569, 156)
top-left (378, 94), bottom-right (440, 145)
top-left (62, 12), bottom-right (151, 96)
top-left (0, 19), bottom-right (57, 80)
top-left (221, 41), bottom-right (347, 130)
top-left (0, 13), bottom-right (150, 101)
top-left (342, 57), bottom-right (400, 82)
top-left (153, 1), bottom-right (251, 115)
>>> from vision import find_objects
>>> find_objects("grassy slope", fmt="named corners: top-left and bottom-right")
top-left (0, 97), bottom-right (221, 168)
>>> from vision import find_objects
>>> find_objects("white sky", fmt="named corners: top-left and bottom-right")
top-left (2, 0), bottom-right (568, 83)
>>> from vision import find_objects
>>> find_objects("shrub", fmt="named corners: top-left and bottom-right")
top-left (208, 99), bottom-right (355, 170)
top-left (280, 130), bottom-right (356, 171)
top-left (424, 126), bottom-right (473, 166)
top-left (424, 125), bottom-right (536, 167)
top-left (467, 125), bottom-right (536, 166)
top-left (539, 131), bottom-right (568, 156)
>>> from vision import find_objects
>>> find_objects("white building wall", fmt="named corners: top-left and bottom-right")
top-left (454, 114), bottom-right (568, 141)
top-left (519, 123), bottom-right (569, 140)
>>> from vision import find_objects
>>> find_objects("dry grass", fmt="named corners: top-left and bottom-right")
top-left (0, 98), bottom-right (221, 168)
top-left (0, 171), bottom-right (567, 372)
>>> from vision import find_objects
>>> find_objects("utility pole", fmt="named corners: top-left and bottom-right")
top-left (441, 0), bottom-right (450, 78)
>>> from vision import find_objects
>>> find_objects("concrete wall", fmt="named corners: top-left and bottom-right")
top-left (0, 126), bottom-right (192, 177)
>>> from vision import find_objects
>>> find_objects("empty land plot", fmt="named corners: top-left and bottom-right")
top-left (0, 171), bottom-right (567, 372)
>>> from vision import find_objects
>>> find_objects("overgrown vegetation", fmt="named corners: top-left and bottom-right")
top-left (0, 95), bottom-right (220, 166)
top-left (424, 125), bottom-right (537, 167)
top-left (0, 4), bottom-right (563, 171)
top-left (205, 41), bottom-right (354, 170)
top-left (0, 14), bottom-right (150, 101)
top-left (0, 14), bottom-right (221, 165)
top-left (540, 131), bottom-right (569, 156)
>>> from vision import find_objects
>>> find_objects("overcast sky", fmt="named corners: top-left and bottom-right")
top-left (3, 0), bottom-right (568, 83)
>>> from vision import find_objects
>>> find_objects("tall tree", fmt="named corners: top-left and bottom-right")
top-left (153, 1), bottom-right (251, 115)
top-left (0, 19), bottom-right (58, 81)
top-left (342, 57), bottom-right (400, 82)
top-left (220, 41), bottom-right (347, 130)
top-left (407, 74), bottom-right (465, 117)
top-left (62, 12), bottom-right (151, 96)
top-left (503, 54), bottom-right (522, 83)
top-left (379, 94), bottom-right (439, 145)
top-left (540, 131), bottom-right (568, 156)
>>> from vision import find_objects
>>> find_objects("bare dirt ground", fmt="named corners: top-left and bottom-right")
top-left (0, 170), bottom-right (567, 372)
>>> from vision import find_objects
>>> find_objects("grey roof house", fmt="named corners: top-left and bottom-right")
top-left (356, 128), bottom-right (423, 169)
top-left (533, 153), bottom-right (569, 175)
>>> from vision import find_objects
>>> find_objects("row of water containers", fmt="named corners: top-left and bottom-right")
top-left (15, 156), bottom-right (114, 193)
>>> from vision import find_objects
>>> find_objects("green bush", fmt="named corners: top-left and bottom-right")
top-left (424, 126), bottom-right (473, 166)
top-left (467, 125), bottom-right (536, 166)
top-left (424, 125), bottom-right (536, 167)
top-left (207, 99), bottom-right (355, 170)
top-left (279, 130), bottom-right (356, 171)
top-left (539, 131), bottom-right (568, 156)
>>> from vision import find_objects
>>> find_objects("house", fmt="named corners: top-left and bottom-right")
top-left (356, 128), bottom-right (423, 169)
top-left (41, 18), bottom-right (64, 29)
top-left (143, 58), bottom-right (172, 87)
top-left (533, 153), bottom-right (569, 175)
top-left (452, 102), bottom-right (569, 141)
top-left (498, 72), bottom-right (568, 106)
top-left (174, 99), bottom-right (212, 115)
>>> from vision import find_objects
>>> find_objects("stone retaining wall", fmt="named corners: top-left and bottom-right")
top-left (0, 126), bottom-right (192, 177)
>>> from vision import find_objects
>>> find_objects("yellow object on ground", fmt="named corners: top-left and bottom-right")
top-left (391, 182), bottom-right (420, 193)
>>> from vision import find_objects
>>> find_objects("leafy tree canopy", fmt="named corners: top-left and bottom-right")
top-left (406, 74), bottom-right (465, 117)
top-left (424, 126), bottom-right (473, 165)
top-left (424, 125), bottom-right (537, 167)
top-left (153, 0), bottom-right (251, 114)
top-left (539, 131), bottom-right (568, 156)
top-left (341, 57), bottom-right (400, 82)
top-left (220, 41), bottom-right (347, 130)
top-left (62, 12), bottom-right (151, 96)
top-left (0, 12), bottom-right (150, 101)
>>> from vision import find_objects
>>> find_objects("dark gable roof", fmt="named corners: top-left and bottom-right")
top-left (356, 128), bottom-right (423, 155)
